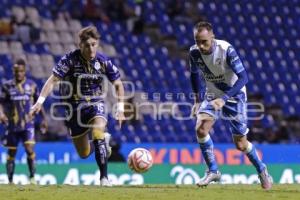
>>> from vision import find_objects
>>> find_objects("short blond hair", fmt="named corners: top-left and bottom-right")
top-left (78, 26), bottom-right (100, 42)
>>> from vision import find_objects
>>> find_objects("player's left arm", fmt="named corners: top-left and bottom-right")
top-left (189, 53), bottom-right (206, 116)
top-left (221, 46), bottom-right (248, 102)
top-left (0, 84), bottom-right (9, 125)
top-left (211, 46), bottom-right (248, 110)
top-left (32, 83), bottom-right (48, 133)
top-left (105, 60), bottom-right (125, 128)
top-left (112, 78), bottom-right (125, 128)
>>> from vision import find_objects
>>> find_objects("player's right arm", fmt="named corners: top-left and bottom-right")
top-left (30, 53), bottom-right (71, 118)
top-left (0, 104), bottom-right (8, 125)
top-left (29, 75), bottom-right (61, 117)
top-left (189, 52), bottom-right (206, 116)
top-left (0, 84), bottom-right (8, 125)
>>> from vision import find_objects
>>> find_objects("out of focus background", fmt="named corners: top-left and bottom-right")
top-left (0, 0), bottom-right (299, 185)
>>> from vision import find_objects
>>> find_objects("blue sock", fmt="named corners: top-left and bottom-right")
top-left (6, 159), bottom-right (15, 183)
top-left (245, 142), bottom-right (265, 173)
top-left (93, 139), bottom-right (108, 179)
top-left (198, 135), bottom-right (218, 172)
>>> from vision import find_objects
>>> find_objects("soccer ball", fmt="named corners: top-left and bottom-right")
top-left (127, 148), bottom-right (153, 173)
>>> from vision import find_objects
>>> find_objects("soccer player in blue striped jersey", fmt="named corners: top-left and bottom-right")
top-left (29, 26), bottom-right (125, 186)
top-left (189, 22), bottom-right (272, 189)
top-left (0, 59), bottom-right (48, 184)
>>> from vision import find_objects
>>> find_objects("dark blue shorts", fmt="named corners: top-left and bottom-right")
top-left (66, 102), bottom-right (107, 138)
top-left (1, 128), bottom-right (35, 149)
top-left (197, 99), bottom-right (249, 136)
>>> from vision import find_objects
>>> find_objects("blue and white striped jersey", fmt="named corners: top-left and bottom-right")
top-left (189, 39), bottom-right (247, 101)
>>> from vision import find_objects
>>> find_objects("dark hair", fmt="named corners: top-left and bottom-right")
top-left (15, 58), bottom-right (26, 66)
top-left (193, 21), bottom-right (213, 33)
top-left (78, 26), bottom-right (100, 42)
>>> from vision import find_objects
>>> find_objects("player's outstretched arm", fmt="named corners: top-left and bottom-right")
top-left (190, 71), bottom-right (205, 117)
top-left (112, 78), bottom-right (125, 128)
top-left (189, 56), bottom-right (206, 117)
top-left (29, 75), bottom-right (61, 118)
top-left (0, 104), bottom-right (8, 125)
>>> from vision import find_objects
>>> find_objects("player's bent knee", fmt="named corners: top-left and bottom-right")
top-left (7, 155), bottom-right (15, 161)
top-left (195, 113), bottom-right (214, 132)
top-left (92, 128), bottom-right (105, 140)
top-left (235, 142), bottom-right (247, 152)
top-left (72, 134), bottom-right (92, 159)
top-left (196, 126), bottom-right (208, 138)
top-left (8, 149), bottom-right (17, 155)
top-left (233, 135), bottom-right (248, 152)
top-left (25, 150), bottom-right (36, 159)
top-left (78, 149), bottom-right (91, 159)
top-left (24, 146), bottom-right (34, 155)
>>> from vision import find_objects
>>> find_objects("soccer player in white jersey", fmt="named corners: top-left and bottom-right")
top-left (189, 21), bottom-right (272, 189)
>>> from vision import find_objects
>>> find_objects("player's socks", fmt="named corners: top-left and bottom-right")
top-left (198, 135), bottom-right (218, 172)
top-left (27, 152), bottom-right (36, 178)
top-left (244, 142), bottom-right (265, 173)
top-left (6, 156), bottom-right (15, 183)
top-left (93, 139), bottom-right (108, 179)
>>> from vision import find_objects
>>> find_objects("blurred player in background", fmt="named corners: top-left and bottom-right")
top-left (0, 59), bottom-right (48, 184)
top-left (29, 26), bottom-right (125, 186)
top-left (189, 22), bottom-right (272, 189)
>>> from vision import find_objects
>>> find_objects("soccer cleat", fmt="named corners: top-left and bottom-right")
top-left (258, 168), bottom-right (272, 190)
top-left (104, 132), bottom-right (112, 158)
top-left (197, 170), bottom-right (221, 187)
top-left (29, 177), bottom-right (37, 185)
top-left (100, 177), bottom-right (112, 187)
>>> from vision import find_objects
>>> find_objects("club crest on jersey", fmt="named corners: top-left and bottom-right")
top-left (94, 62), bottom-right (101, 70)
top-left (215, 58), bottom-right (222, 66)
top-left (195, 59), bottom-right (205, 69)
top-left (24, 84), bottom-right (31, 92)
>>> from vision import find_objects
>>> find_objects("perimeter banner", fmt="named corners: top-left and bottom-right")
top-left (0, 164), bottom-right (299, 185)
top-left (0, 143), bottom-right (299, 164)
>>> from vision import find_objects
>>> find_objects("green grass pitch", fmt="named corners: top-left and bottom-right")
top-left (0, 184), bottom-right (299, 200)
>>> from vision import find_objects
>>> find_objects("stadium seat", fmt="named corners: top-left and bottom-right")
top-left (40, 54), bottom-right (55, 75)
top-left (45, 31), bottom-right (60, 43)
top-left (59, 32), bottom-right (74, 44)
top-left (68, 19), bottom-right (82, 33)
top-left (9, 41), bottom-right (24, 55)
top-left (25, 7), bottom-right (40, 25)
top-left (50, 43), bottom-right (64, 56)
top-left (55, 18), bottom-right (69, 32)
top-left (11, 6), bottom-right (26, 23)
top-left (41, 19), bottom-right (55, 31)
top-left (0, 41), bottom-right (10, 54)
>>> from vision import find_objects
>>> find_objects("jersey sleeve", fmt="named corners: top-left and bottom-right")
top-left (189, 51), bottom-right (202, 74)
top-left (105, 60), bottom-right (121, 82)
top-left (52, 54), bottom-right (72, 78)
top-left (222, 46), bottom-right (248, 101)
top-left (0, 83), bottom-right (9, 103)
top-left (226, 46), bottom-right (245, 74)
top-left (189, 53), bottom-right (206, 102)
